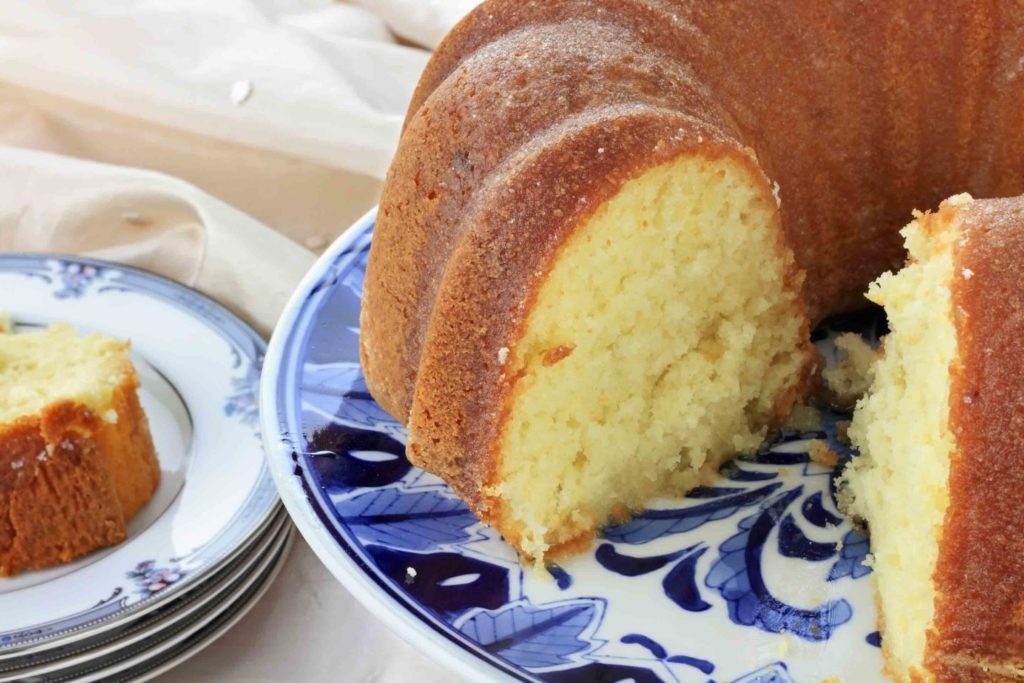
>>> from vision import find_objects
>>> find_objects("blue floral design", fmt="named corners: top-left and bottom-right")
top-left (0, 253), bottom-right (276, 653)
top-left (456, 598), bottom-right (604, 670)
top-left (224, 364), bottom-right (260, 430)
top-left (53, 261), bottom-right (102, 298)
top-left (126, 560), bottom-right (186, 600)
top-left (705, 487), bottom-right (854, 641)
top-left (271, 214), bottom-right (888, 682)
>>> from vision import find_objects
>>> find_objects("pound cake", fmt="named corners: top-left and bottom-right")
top-left (0, 322), bottom-right (160, 576)
top-left (841, 196), bottom-right (1024, 681)
top-left (360, 0), bottom-right (1024, 560)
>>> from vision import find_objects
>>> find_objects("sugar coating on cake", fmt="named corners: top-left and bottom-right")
top-left (0, 323), bottom-right (160, 576)
top-left (364, 0), bottom-right (1024, 568)
top-left (840, 200), bottom-right (964, 681)
top-left (490, 156), bottom-right (811, 558)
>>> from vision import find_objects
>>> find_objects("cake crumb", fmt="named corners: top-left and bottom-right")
top-left (405, 566), bottom-right (417, 584)
top-left (808, 439), bottom-right (840, 468)
top-left (231, 79), bottom-right (253, 106)
top-left (835, 420), bottom-right (852, 446)
top-left (497, 347), bottom-right (510, 365)
top-left (542, 344), bottom-right (576, 367)
top-left (304, 234), bottom-right (327, 250)
top-left (822, 333), bottom-right (877, 409)
top-left (784, 404), bottom-right (823, 432)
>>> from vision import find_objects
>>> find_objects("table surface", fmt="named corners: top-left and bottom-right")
top-left (157, 533), bottom-right (456, 683)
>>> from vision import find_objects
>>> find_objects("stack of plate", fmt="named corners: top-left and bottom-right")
top-left (0, 254), bottom-right (289, 682)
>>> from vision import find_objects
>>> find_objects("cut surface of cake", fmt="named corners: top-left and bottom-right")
top-left (360, 0), bottom-right (1024, 561)
top-left (841, 195), bottom-right (1024, 681)
top-left (0, 322), bottom-right (160, 576)
top-left (486, 155), bottom-right (811, 557)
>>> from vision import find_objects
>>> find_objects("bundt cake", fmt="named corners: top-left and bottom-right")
top-left (0, 322), bottom-right (160, 576)
top-left (360, 0), bottom-right (1024, 560)
top-left (841, 195), bottom-right (1024, 682)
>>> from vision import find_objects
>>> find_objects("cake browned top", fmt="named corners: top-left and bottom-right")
top-left (363, 0), bottom-right (1024, 432)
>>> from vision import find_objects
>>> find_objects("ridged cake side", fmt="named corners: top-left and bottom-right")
top-left (361, 0), bottom-right (1024, 559)
top-left (930, 197), bottom-right (1024, 680)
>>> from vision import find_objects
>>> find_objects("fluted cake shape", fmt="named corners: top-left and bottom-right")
top-left (360, 4), bottom-right (1024, 680)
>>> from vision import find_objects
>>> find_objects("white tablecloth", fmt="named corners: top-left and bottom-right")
top-left (0, 1), bottom-right (480, 680)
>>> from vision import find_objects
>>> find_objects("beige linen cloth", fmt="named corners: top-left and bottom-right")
top-left (0, 0), bottom-right (479, 680)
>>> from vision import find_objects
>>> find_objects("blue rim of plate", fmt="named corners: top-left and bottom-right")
top-left (262, 209), bottom-right (887, 683)
top-left (0, 254), bottom-right (279, 652)
top-left (263, 210), bottom-right (533, 681)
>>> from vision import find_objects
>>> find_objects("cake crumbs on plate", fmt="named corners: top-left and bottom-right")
top-left (808, 439), bottom-right (840, 468)
top-left (783, 403), bottom-right (823, 432)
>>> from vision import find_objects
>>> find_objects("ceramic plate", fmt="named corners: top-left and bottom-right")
top-left (262, 209), bottom-right (889, 682)
top-left (0, 510), bottom-right (289, 677)
top-left (0, 254), bottom-right (278, 654)
top-left (8, 520), bottom-right (293, 683)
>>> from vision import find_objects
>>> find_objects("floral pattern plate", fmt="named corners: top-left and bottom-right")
top-left (262, 209), bottom-right (889, 682)
top-left (0, 254), bottom-right (278, 655)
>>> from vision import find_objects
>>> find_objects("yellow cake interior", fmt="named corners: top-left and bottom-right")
top-left (492, 154), bottom-right (810, 559)
top-left (0, 323), bottom-right (131, 425)
top-left (840, 202), bottom-right (963, 681)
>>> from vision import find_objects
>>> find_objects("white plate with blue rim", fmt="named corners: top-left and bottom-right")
top-left (0, 510), bottom-right (290, 679)
top-left (262, 208), bottom-right (890, 683)
top-left (0, 254), bottom-right (278, 658)
top-left (1, 514), bottom-right (294, 683)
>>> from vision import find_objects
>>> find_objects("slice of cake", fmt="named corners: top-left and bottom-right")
top-left (372, 153), bottom-right (816, 561)
top-left (0, 322), bottom-right (160, 576)
top-left (840, 195), bottom-right (1024, 681)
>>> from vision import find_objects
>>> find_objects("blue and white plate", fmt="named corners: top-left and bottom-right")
top-left (0, 255), bottom-right (278, 655)
top-left (262, 209), bottom-right (889, 682)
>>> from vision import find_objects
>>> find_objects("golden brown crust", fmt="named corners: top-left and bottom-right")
top-left (926, 198), bottom-right (1024, 680)
top-left (361, 1), bottom-right (1024, 563)
top-left (0, 363), bottom-right (160, 576)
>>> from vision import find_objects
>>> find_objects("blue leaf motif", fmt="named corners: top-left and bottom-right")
top-left (620, 634), bottom-right (715, 675)
top-left (365, 545), bottom-right (509, 612)
top-left (540, 662), bottom-right (665, 682)
top-left (307, 424), bottom-right (410, 489)
top-left (336, 488), bottom-right (478, 550)
top-left (705, 487), bottom-right (854, 641)
top-left (303, 363), bottom-right (394, 429)
top-left (546, 564), bottom-right (572, 590)
top-left (778, 514), bottom-right (838, 561)
top-left (595, 543), bottom-right (692, 577)
top-left (801, 491), bottom-right (843, 528)
top-left (457, 599), bottom-right (603, 669)
top-left (602, 483), bottom-right (782, 544)
top-left (662, 546), bottom-right (712, 612)
top-left (733, 661), bottom-right (795, 683)
top-left (827, 528), bottom-right (872, 581)
top-left (719, 460), bottom-right (779, 481)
